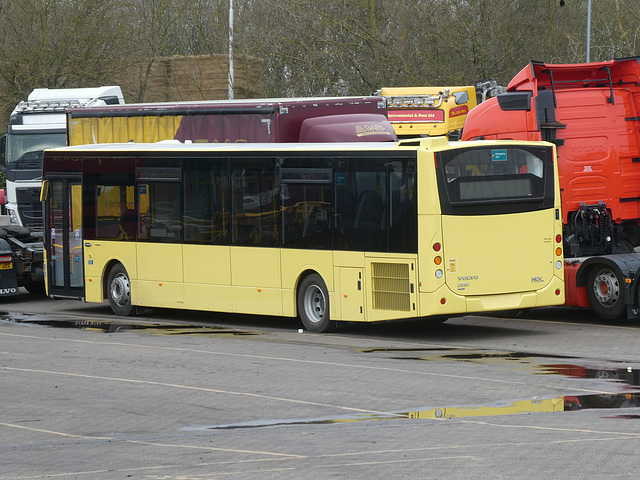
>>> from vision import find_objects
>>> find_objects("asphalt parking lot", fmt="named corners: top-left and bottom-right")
top-left (2, 294), bottom-right (640, 479)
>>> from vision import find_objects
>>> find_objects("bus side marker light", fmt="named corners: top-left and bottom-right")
top-left (435, 269), bottom-right (443, 278)
top-left (158, 283), bottom-right (163, 286)
top-left (626, 278), bottom-right (632, 284)
top-left (258, 289), bottom-right (262, 292)
top-left (434, 256), bottom-right (442, 265)
top-left (344, 294), bottom-right (348, 298)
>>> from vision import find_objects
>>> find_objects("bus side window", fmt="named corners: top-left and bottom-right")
top-left (94, 183), bottom-right (135, 240)
top-left (231, 159), bottom-right (278, 247)
top-left (282, 182), bottom-right (332, 249)
top-left (183, 158), bottom-right (229, 245)
top-left (336, 160), bottom-right (388, 252)
top-left (137, 175), bottom-right (182, 244)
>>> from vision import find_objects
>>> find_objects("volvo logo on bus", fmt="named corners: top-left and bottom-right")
top-left (457, 275), bottom-right (478, 281)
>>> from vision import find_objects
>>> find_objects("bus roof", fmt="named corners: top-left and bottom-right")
top-left (45, 138), bottom-right (554, 155)
top-left (46, 141), bottom-right (405, 154)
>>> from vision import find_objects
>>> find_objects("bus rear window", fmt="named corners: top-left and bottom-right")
top-left (436, 145), bottom-right (554, 215)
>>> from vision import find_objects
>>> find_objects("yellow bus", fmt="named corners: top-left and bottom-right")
top-left (42, 137), bottom-right (564, 332)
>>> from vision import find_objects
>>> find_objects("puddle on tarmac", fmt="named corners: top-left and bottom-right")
top-left (186, 395), bottom-right (640, 432)
top-left (0, 312), bottom-right (262, 337)
top-left (359, 347), bottom-right (640, 415)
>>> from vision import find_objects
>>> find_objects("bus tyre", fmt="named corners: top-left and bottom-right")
top-left (297, 274), bottom-right (336, 333)
top-left (24, 278), bottom-right (46, 295)
top-left (587, 266), bottom-right (626, 321)
top-left (107, 264), bottom-right (134, 316)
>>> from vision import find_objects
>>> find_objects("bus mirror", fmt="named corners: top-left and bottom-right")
top-left (453, 92), bottom-right (469, 105)
top-left (40, 180), bottom-right (49, 202)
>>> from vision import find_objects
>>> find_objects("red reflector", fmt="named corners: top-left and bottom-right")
top-left (555, 289), bottom-right (561, 296)
top-left (440, 298), bottom-right (446, 305)
top-left (0, 255), bottom-right (12, 263)
top-left (556, 234), bottom-right (562, 243)
top-left (433, 243), bottom-right (441, 252)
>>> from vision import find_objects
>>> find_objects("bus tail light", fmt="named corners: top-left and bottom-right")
top-left (433, 242), bottom-right (441, 252)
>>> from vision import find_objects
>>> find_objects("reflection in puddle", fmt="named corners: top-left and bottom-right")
top-left (401, 397), bottom-right (564, 418)
top-left (193, 395), bottom-right (640, 431)
top-left (0, 312), bottom-right (262, 337)
top-left (361, 347), bottom-right (640, 414)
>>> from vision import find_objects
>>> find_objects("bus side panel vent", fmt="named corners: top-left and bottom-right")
top-left (371, 263), bottom-right (411, 311)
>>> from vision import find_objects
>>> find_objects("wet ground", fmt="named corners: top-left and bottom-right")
top-left (2, 298), bottom-right (640, 478)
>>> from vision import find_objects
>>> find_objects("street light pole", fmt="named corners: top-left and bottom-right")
top-left (228, 0), bottom-right (234, 100)
top-left (586, 0), bottom-right (591, 62)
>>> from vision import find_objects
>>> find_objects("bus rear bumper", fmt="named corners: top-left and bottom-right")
top-left (420, 276), bottom-right (565, 316)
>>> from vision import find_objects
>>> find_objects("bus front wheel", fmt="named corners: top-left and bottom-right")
top-left (107, 264), bottom-right (134, 316)
top-left (587, 266), bottom-right (626, 321)
top-left (297, 274), bottom-right (336, 333)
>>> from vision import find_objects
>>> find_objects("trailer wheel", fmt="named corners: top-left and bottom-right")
top-left (297, 274), bottom-right (336, 333)
top-left (587, 266), bottom-right (625, 321)
top-left (107, 264), bottom-right (134, 316)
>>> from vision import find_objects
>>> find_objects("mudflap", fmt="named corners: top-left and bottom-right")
top-left (0, 238), bottom-right (19, 298)
top-left (574, 253), bottom-right (640, 319)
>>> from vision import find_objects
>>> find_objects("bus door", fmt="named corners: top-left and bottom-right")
top-left (45, 175), bottom-right (84, 299)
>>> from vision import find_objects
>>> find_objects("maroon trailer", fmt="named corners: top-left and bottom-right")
top-left (67, 96), bottom-right (397, 146)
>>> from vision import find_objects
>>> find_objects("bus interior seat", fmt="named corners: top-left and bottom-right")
top-left (354, 190), bottom-right (384, 229)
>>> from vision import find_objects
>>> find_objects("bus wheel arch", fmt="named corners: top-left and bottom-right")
top-left (296, 271), bottom-right (336, 333)
top-left (106, 262), bottom-right (135, 316)
top-left (586, 264), bottom-right (626, 321)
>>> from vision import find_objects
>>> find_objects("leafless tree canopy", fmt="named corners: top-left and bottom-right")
top-left (1, 0), bottom-right (639, 117)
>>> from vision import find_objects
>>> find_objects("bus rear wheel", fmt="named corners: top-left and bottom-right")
top-left (587, 266), bottom-right (626, 321)
top-left (297, 274), bottom-right (336, 333)
top-left (107, 264), bottom-right (134, 316)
